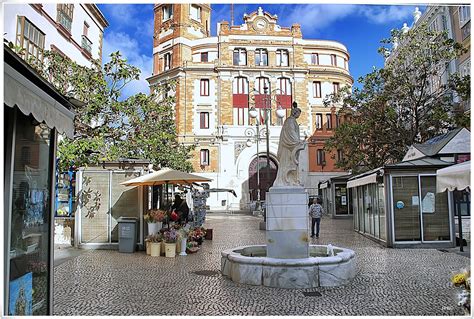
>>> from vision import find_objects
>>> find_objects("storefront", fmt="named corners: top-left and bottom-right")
top-left (4, 46), bottom-right (75, 315)
top-left (348, 158), bottom-right (455, 248)
top-left (319, 175), bottom-right (353, 218)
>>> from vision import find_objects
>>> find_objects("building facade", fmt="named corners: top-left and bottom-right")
top-left (3, 3), bottom-right (108, 66)
top-left (148, 5), bottom-right (352, 210)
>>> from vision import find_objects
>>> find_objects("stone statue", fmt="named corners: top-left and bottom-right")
top-left (273, 102), bottom-right (306, 187)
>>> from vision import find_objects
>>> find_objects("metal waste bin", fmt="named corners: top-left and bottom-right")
top-left (117, 217), bottom-right (138, 253)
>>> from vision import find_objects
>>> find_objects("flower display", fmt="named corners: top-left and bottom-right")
top-left (145, 233), bottom-right (162, 243)
top-left (451, 269), bottom-right (471, 314)
top-left (178, 225), bottom-right (191, 240)
top-left (163, 228), bottom-right (178, 243)
top-left (188, 227), bottom-right (206, 244)
top-left (144, 209), bottom-right (166, 223)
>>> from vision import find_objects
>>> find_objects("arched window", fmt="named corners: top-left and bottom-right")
top-left (276, 78), bottom-right (292, 124)
top-left (254, 77), bottom-right (271, 125)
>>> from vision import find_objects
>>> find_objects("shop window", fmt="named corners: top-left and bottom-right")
top-left (233, 48), bottom-right (247, 66)
top-left (200, 112), bottom-right (209, 129)
top-left (315, 113), bottom-right (322, 129)
top-left (316, 149), bottom-right (325, 166)
top-left (276, 49), bottom-right (289, 66)
top-left (57, 3), bottom-right (74, 32)
top-left (16, 16), bottom-right (45, 64)
top-left (255, 49), bottom-right (268, 66)
top-left (190, 4), bottom-right (201, 22)
top-left (393, 176), bottom-right (421, 241)
top-left (200, 79), bottom-right (209, 96)
top-left (164, 53), bottom-right (172, 71)
top-left (313, 81), bottom-right (321, 98)
top-left (200, 149), bottom-right (209, 166)
top-left (201, 52), bottom-right (208, 62)
top-left (326, 114), bottom-right (332, 129)
top-left (163, 4), bottom-right (173, 21)
top-left (420, 176), bottom-right (450, 241)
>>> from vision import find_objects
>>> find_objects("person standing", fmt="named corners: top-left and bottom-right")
top-left (309, 198), bottom-right (324, 238)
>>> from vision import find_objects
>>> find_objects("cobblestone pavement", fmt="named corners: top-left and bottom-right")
top-left (54, 213), bottom-right (470, 316)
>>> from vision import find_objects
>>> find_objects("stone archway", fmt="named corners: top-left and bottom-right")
top-left (248, 155), bottom-right (277, 201)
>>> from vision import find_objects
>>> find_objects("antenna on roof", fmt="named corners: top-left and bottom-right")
top-left (231, 3), bottom-right (234, 26)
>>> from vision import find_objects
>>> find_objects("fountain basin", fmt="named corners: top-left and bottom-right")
top-left (221, 245), bottom-right (356, 288)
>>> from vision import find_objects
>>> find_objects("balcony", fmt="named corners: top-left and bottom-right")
top-left (81, 35), bottom-right (92, 54)
top-left (57, 11), bottom-right (72, 33)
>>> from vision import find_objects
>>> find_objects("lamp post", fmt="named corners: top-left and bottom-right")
top-left (249, 86), bottom-right (286, 214)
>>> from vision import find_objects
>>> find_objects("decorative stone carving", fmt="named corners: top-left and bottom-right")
top-left (273, 103), bottom-right (306, 187)
top-left (234, 142), bottom-right (246, 162)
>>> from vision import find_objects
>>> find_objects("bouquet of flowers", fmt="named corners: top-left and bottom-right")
top-left (451, 269), bottom-right (471, 314)
top-left (178, 224), bottom-right (191, 240)
top-left (144, 209), bottom-right (166, 223)
top-left (163, 228), bottom-right (178, 243)
top-left (188, 227), bottom-right (206, 244)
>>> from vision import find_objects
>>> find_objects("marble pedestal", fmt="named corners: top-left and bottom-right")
top-left (266, 186), bottom-right (309, 259)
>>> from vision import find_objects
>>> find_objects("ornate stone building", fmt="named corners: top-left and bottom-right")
top-left (148, 4), bottom-right (353, 210)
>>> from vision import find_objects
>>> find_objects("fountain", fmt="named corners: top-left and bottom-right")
top-left (221, 103), bottom-right (356, 288)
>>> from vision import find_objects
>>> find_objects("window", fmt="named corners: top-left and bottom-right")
top-left (255, 49), bottom-right (268, 66)
top-left (83, 22), bottom-right (89, 37)
top-left (313, 81), bottom-right (321, 98)
top-left (335, 114), bottom-right (340, 128)
top-left (441, 15), bottom-right (448, 31)
top-left (331, 54), bottom-right (337, 66)
top-left (344, 58), bottom-right (348, 70)
top-left (200, 79), bottom-right (209, 96)
top-left (81, 35), bottom-right (92, 54)
top-left (333, 82), bottom-right (340, 94)
top-left (428, 18), bottom-right (439, 32)
top-left (326, 114), bottom-right (332, 129)
top-left (57, 3), bottom-right (74, 32)
top-left (164, 52), bottom-right (172, 71)
top-left (459, 6), bottom-right (471, 26)
top-left (201, 52), bottom-right (208, 62)
top-left (276, 49), bottom-right (289, 66)
top-left (190, 4), bottom-right (201, 21)
top-left (200, 112), bottom-right (209, 129)
top-left (311, 53), bottom-right (319, 65)
top-left (337, 149), bottom-right (344, 162)
top-left (16, 16), bottom-right (45, 63)
top-left (233, 77), bottom-right (249, 125)
top-left (233, 48), bottom-right (247, 66)
top-left (315, 113), bottom-right (323, 129)
top-left (200, 149), bottom-right (209, 166)
top-left (163, 4), bottom-right (173, 21)
top-left (317, 149), bottom-right (326, 166)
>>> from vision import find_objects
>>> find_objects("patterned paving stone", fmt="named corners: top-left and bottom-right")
top-left (54, 214), bottom-right (470, 316)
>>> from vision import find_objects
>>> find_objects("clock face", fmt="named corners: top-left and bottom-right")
top-left (254, 18), bottom-right (267, 31)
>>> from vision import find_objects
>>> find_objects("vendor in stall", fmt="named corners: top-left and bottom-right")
top-left (171, 194), bottom-right (189, 224)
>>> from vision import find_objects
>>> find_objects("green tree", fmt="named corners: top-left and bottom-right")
top-left (30, 49), bottom-right (193, 171)
top-left (325, 24), bottom-right (470, 173)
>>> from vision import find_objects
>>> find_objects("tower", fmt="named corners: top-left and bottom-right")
top-left (152, 4), bottom-right (211, 75)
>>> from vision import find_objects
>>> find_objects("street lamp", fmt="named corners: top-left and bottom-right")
top-left (249, 85), bottom-right (286, 213)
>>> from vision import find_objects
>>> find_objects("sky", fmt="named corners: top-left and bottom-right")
top-left (97, 3), bottom-right (424, 98)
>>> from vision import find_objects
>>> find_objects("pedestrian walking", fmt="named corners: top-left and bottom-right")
top-left (308, 198), bottom-right (324, 238)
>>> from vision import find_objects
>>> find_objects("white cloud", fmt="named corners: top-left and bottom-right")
top-left (102, 5), bottom-right (138, 26)
top-left (358, 5), bottom-right (415, 25)
top-left (102, 31), bottom-right (153, 98)
top-left (278, 4), bottom-right (358, 34)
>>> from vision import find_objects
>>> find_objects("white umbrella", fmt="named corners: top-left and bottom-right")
top-left (436, 161), bottom-right (471, 193)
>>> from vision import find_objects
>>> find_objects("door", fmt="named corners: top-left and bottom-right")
top-left (248, 155), bottom-right (277, 201)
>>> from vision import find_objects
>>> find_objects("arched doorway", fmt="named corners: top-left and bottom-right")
top-left (249, 155), bottom-right (277, 201)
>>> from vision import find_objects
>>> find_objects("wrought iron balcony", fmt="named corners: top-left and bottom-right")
top-left (81, 35), bottom-right (92, 53)
top-left (57, 11), bottom-right (72, 33)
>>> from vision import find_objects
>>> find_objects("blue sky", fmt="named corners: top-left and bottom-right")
top-left (97, 3), bottom-right (423, 97)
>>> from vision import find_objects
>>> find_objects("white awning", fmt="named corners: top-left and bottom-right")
top-left (4, 63), bottom-right (75, 138)
top-left (319, 182), bottom-right (328, 189)
top-left (436, 161), bottom-right (471, 193)
top-left (347, 173), bottom-right (378, 189)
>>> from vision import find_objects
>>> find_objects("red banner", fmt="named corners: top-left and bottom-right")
top-left (254, 94), bottom-right (270, 108)
top-left (276, 95), bottom-right (292, 108)
top-left (232, 94), bottom-right (248, 108)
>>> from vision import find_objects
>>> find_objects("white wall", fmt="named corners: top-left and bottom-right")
top-left (4, 4), bottom-right (104, 67)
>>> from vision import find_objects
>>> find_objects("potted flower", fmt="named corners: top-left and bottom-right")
top-left (189, 227), bottom-right (206, 246)
top-left (148, 234), bottom-right (162, 257)
top-left (145, 209), bottom-right (166, 235)
top-left (144, 235), bottom-right (153, 255)
top-left (451, 269), bottom-right (471, 315)
top-left (163, 228), bottom-right (178, 257)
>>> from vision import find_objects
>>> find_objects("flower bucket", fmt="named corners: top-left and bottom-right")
top-left (148, 222), bottom-right (159, 235)
top-left (179, 238), bottom-right (187, 256)
top-left (165, 243), bottom-right (176, 258)
top-left (176, 240), bottom-right (181, 253)
top-left (150, 242), bottom-right (161, 257)
top-left (161, 241), bottom-right (166, 256)
top-left (146, 241), bottom-right (151, 255)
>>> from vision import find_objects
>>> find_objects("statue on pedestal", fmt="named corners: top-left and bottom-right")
top-left (273, 102), bottom-right (306, 187)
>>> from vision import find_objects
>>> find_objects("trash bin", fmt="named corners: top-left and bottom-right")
top-left (117, 217), bottom-right (138, 253)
